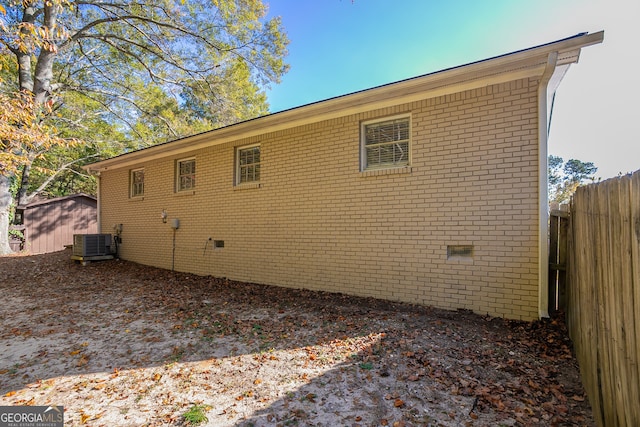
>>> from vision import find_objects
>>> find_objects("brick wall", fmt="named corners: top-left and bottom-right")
top-left (100, 77), bottom-right (540, 320)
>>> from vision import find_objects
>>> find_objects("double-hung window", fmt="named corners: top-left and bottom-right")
top-left (177, 158), bottom-right (196, 192)
top-left (236, 144), bottom-right (260, 185)
top-left (130, 168), bottom-right (144, 197)
top-left (361, 115), bottom-right (410, 171)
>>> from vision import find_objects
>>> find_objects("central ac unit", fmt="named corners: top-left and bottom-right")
top-left (73, 234), bottom-right (112, 257)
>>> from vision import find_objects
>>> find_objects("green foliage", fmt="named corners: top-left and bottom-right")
top-left (8, 228), bottom-right (23, 240)
top-left (548, 155), bottom-right (564, 187)
top-left (563, 159), bottom-right (597, 183)
top-left (181, 58), bottom-right (270, 130)
top-left (359, 362), bottom-right (374, 370)
top-left (548, 155), bottom-right (598, 204)
top-left (182, 404), bottom-right (210, 426)
top-left (1, 0), bottom-right (290, 189)
top-left (0, 0), bottom-right (289, 252)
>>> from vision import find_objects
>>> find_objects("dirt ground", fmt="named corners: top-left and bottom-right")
top-left (0, 250), bottom-right (593, 426)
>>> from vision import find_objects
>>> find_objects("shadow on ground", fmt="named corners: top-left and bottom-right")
top-left (0, 250), bottom-right (594, 426)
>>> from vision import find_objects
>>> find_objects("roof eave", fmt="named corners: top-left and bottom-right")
top-left (85, 31), bottom-right (603, 173)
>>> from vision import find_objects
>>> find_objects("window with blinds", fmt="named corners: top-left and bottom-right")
top-left (237, 144), bottom-right (261, 184)
top-left (177, 158), bottom-right (196, 191)
top-left (130, 168), bottom-right (144, 197)
top-left (362, 116), bottom-right (410, 170)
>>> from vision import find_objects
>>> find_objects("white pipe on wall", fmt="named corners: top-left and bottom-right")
top-left (537, 51), bottom-right (558, 319)
top-left (96, 173), bottom-right (101, 233)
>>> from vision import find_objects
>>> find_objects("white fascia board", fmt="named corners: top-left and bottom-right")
top-left (86, 31), bottom-right (604, 173)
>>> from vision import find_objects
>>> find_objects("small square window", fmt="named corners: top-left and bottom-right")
top-left (130, 168), bottom-right (144, 197)
top-left (13, 210), bottom-right (24, 225)
top-left (361, 115), bottom-right (410, 171)
top-left (177, 158), bottom-right (196, 192)
top-left (236, 144), bottom-right (260, 185)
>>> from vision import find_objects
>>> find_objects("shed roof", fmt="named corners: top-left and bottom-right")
top-left (85, 31), bottom-right (604, 173)
top-left (18, 193), bottom-right (97, 210)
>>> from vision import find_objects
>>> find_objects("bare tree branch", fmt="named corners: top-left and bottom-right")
top-left (24, 154), bottom-right (101, 204)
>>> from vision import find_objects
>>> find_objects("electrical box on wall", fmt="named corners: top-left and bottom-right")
top-left (171, 218), bottom-right (180, 229)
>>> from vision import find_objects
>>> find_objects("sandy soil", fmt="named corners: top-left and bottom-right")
top-left (0, 250), bottom-right (593, 426)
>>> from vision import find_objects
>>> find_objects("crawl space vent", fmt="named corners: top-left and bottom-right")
top-left (447, 245), bottom-right (474, 260)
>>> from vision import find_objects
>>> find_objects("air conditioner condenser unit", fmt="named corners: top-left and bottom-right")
top-left (73, 234), bottom-right (112, 257)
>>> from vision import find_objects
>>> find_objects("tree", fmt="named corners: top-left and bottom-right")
top-left (0, 77), bottom-right (76, 253)
top-left (0, 0), bottom-right (289, 254)
top-left (548, 155), bottom-right (598, 204)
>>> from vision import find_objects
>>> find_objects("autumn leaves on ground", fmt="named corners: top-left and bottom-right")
top-left (0, 251), bottom-right (592, 426)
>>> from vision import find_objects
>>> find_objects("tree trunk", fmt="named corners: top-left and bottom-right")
top-left (17, 52), bottom-right (34, 93)
top-left (0, 175), bottom-right (15, 255)
top-left (17, 163), bottom-right (34, 206)
top-left (16, 5), bottom-right (37, 92)
top-left (32, 4), bottom-right (58, 105)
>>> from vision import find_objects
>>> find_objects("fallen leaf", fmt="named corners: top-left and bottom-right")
top-left (0, 249), bottom-right (593, 427)
top-left (77, 354), bottom-right (89, 367)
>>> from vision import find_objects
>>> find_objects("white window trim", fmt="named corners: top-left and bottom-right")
top-left (176, 157), bottom-right (196, 192)
top-left (235, 143), bottom-right (261, 186)
top-left (360, 114), bottom-right (411, 172)
top-left (130, 168), bottom-right (144, 198)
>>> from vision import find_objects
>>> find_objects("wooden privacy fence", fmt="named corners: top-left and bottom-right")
top-left (549, 206), bottom-right (569, 315)
top-left (566, 170), bottom-right (640, 427)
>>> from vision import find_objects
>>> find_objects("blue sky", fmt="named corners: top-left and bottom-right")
top-left (264, 0), bottom-right (639, 180)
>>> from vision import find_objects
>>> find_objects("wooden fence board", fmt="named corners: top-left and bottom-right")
top-left (630, 173), bottom-right (640, 424)
top-left (619, 175), bottom-right (639, 424)
top-left (549, 209), bottom-right (569, 314)
top-left (568, 187), bottom-right (602, 424)
top-left (608, 178), bottom-right (628, 426)
top-left (597, 182), bottom-right (615, 427)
